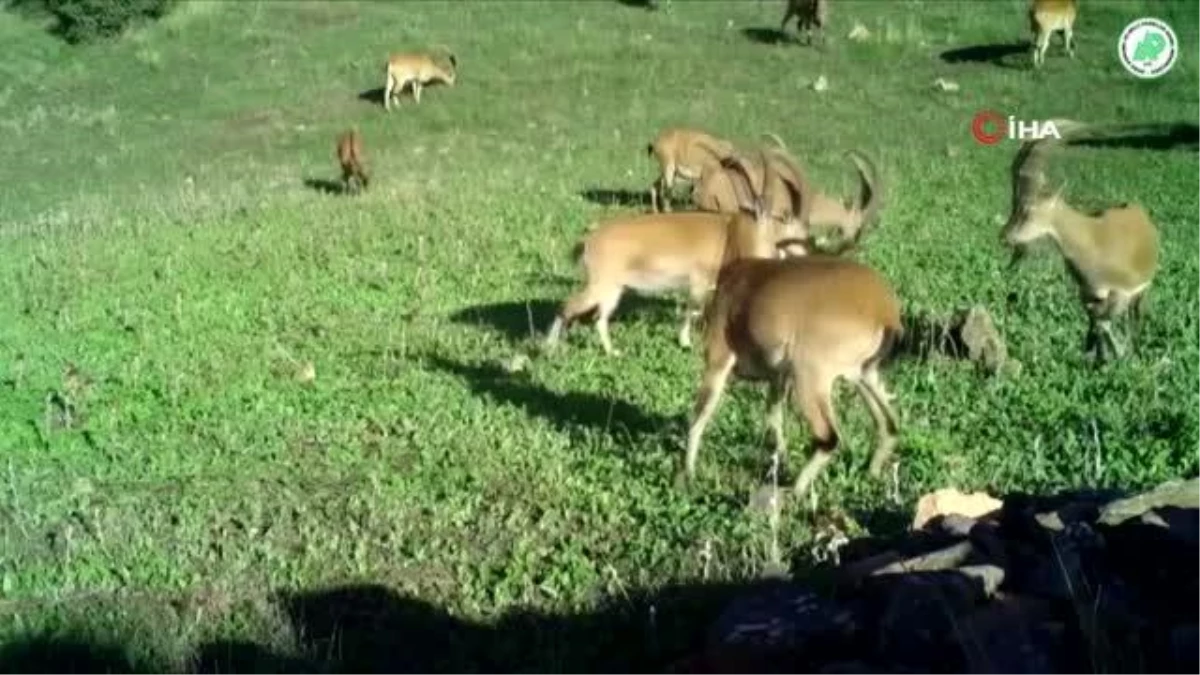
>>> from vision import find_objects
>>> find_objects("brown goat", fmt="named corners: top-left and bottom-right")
top-left (336, 129), bottom-right (369, 194)
top-left (545, 152), bottom-right (807, 356)
top-left (1029, 0), bottom-right (1077, 68)
top-left (647, 127), bottom-right (736, 212)
top-left (694, 145), bottom-right (882, 254)
top-left (1001, 120), bottom-right (1160, 361)
top-left (384, 51), bottom-right (458, 109)
top-left (684, 251), bottom-right (904, 500)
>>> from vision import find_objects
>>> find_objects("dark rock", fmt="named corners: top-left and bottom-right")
top-left (696, 481), bottom-right (1200, 674)
top-left (1170, 624), bottom-right (1199, 674)
top-left (931, 513), bottom-right (979, 537)
top-left (865, 570), bottom-right (996, 671)
top-left (870, 541), bottom-right (975, 576)
top-left (960, 593), bottom-right (1070, 673)
top-left (707, 582), bottom-right (860, 670)
top-left (1097, 478), bottom-right (1199, 527)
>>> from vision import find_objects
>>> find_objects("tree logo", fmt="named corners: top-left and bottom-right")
top-left (1119, 18), bottom-right (1178, 79)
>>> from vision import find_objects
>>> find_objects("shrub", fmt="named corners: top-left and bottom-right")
top-left (9, 0), bottom-right (179, 44)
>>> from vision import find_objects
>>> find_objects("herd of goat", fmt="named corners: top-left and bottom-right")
top-left (330, 0), bottom-right (1172, 502)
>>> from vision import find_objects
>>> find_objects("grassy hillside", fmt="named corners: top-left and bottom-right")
top-left (0, 0), bottom-right (1197, 670)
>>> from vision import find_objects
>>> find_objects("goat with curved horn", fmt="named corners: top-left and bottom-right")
top-left (544, 145), bottom-right (806, 356)
top-left (684, 189), bottom-right (906, 502)
top-left (1001, 121), bottom-right (1160, 362)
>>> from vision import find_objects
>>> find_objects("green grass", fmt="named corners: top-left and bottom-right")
top-left (0, 0), bottom-right (1197, 670)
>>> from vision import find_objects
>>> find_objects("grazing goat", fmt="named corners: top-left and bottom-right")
top-left (336, 129), bottom-right (369, 194)
top-left (1029, 0), bottom-right (1077, 69)
top-left (1001, 121), bottom-right (1159, 361)
top-left (684, 223), bottom-right (903, 500)
top-left (781, 0), bottom-right (829, 45)
top-left (647, 127), bottom-right (736, 212)
top-left (545, 153), bottom-right (809, 356)
top-left (384, 51), bottom-right (457, 109)
top-left (694, 145), bottom-right (882, 254)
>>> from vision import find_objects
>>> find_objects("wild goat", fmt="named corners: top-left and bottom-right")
top-left (684, 199), bottom-right (904, 501)
top-left (694, 145), bottom-right (882, 254)
top-left (336, 129), bottom-right (369, 194)
top-left (1001, 121), bottom-right (1159, 361)
top-left (646, 127), bottom-right (736, 212)
top-left (384, 51), bottom-right (457, 109)
top-left (780, 0), bottom-right (829, 45)
top-left (1028, 0), bottom-right (1077, 68)
top-left (544, 152), bottom-right (809, 356)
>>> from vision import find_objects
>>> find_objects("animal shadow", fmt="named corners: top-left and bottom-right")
top-left (939, 42), bottom-right (1028, 69)
top-left (579, 187), bottom-right (653, 208)
top-left (450, 298), bottom-right (558, 343)
top-left (1070, 123), bottom-right (1200, 151)
top-left (193, 641), bottom-right (317, 673)
top-left (423, 353), bottom-right (677, 443)
top-left (357, 87), bottom-right (386, 107)
top-left (303, 177), bottom-right (347, 195)
top-left (450, 296), bottom-right (677, 344)
top-left (741, 26), bottom-right (794, 46)
top-left (615, 0), bottom-right (659, 8)
top-left (0, 635), bottom-right (156, 673)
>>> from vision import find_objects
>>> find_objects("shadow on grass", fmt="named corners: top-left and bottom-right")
top-left (939, 42), bottom-right (1029, 69)
top-left (579, 187), bottom-right (654, 209)
top-left (0, 635), bottom-right (158, 673)
top-left (360, 81), bottom-right (452, 109)
top-left (422, 353), bottom-right (677, 443)
top-left (303, 177), bottom-right (346, 195)
top-left (357, 87), bottom-right (386, 108)
top-left (615, 0), bottom-right (660, 9)
top-left (1069, 122), bottom-right (1200, 151)
top-left (3, 575), bottom-right (880, 672)
top-left (449, 295), bottom-right (676, 344)
top-left (741, 27), bottom-right (794, 46)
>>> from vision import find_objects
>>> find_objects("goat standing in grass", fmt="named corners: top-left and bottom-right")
top-left (545, 151), bottom-right (811, 356)
top-left (336, 129), bottom-right (369, 194)
top-left (647, 127), bottom-right (736, 212)
top-left (1001, 121), bottom-right (1160, 362)
top-left (684, 162), bottom-right (904, 500)
top-left (1029, 0), bottom-right (1078, 69)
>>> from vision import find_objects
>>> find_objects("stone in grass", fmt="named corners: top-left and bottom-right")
top-left (847, 22), bottom-right (871, 42)
top-left (931, 77), bottom-right (960, 91)
top-left (811, 75), bottom-right (829, 92)
top-left (954, 305), bottom-right (1009, 376)
top-left (912, 487), bottom-right (1002, 530)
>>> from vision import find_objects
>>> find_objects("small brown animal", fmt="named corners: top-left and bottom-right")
top-left (684, 252), bottom-right (904, 500)
top-left (780, 0), bottom-right (829, 45)
top-left (336, 129), bottom-right (369, 194)
top-left (544, 153), bottom-right (807, 356)
top-left (1001, 120), bottom-right (1159, 361)
top-left (646, 127), bottom-right (736, 212)
top-left (1028, 0), bottom-right (1077, 69)
top-left (384, 51), bottom-right (458, 110)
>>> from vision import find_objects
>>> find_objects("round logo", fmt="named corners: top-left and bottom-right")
top-left (971, 110), bottom-right (1007, 145)
top-left (1119, 18), bottom-right (1178, 79)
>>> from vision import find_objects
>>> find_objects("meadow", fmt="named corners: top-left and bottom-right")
top-left (0, 0), bottom-right (1197, 670)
